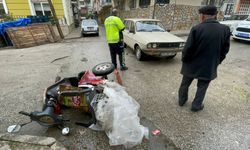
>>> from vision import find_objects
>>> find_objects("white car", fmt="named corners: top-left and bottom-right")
top-left (232, 16), bottom-right (250, 42)
top-left (81, 19), bottom-right (99, 36)
top-left (220, 14), bottom-right (249, 33)
top-left (123, 18), bottom-right (185, 61)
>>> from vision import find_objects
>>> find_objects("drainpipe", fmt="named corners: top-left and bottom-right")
top-left (152, 0), bottom-right (156, 19)
top-left (171, 0), bottom-right (177, 30)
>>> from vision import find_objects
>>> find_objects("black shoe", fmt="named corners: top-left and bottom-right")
top-left (178, 100), bottom-right (187, 106)
top-left (191, 105), bottom-right (204, 112)
top-left (120, 66), bottom-right (128, 71)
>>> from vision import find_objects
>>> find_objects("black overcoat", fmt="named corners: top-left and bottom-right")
top-left (181, 19), bottom-right (231, 80)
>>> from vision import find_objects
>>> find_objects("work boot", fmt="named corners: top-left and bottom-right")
top-left (120, 66), bottom-right (128, 71)
top-left (191, 105), bottom-right (204, 112)
top-left (178, 99), bottom-right (187, 107)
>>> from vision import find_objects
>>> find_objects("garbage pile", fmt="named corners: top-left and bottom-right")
top-left (90, 81), bottom-right (149, 148)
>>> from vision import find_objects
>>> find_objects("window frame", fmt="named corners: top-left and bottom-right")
top-left (139, 0), bottom-right (150, 8)
top-left (130, 0), bottom-right (136, 9)
top-left (0, 0), bottom-right (8, 16)
top-left (33, 2), bottom-right (51, 16)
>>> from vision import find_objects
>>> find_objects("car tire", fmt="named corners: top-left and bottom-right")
top-left (166, 54), bottom-right (177, 59)
top-left (92, 62), bottom-right (115, 76)
top-left (124, 43), bottom-right (127, 49)
top-left (135, 46), bottom-right (145, 61)
top-left (96, 32), bottom-right (99, 36)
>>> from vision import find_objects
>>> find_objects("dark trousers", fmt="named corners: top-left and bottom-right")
top-left (108, 43), bottom-right (125, 68)
top-left (178, 75), bottom-right (210, 108)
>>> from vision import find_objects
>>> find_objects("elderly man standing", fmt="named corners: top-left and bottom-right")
top-left (178, 5), bottom-right (231, 112)
top-left (104, 9), bottom-right (128, 71)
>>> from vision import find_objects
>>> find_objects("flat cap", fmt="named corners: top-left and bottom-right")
top-left (199, 5), bottom-right (218, 15)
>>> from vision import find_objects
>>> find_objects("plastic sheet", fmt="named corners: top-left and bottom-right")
top-left (0, 18), bottom-right (31, 34)
top-left (91, 81), bottom-right (149, 148)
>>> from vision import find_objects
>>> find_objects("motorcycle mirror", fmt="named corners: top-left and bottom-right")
top-left (62, 127), bottom-right (69, 135)
top-left (7, 125), bottom-right (21, 133)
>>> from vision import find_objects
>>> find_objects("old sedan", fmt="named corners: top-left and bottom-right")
top-left (123, 18), bottom-right (185, 61)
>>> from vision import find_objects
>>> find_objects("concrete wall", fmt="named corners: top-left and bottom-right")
top-left (62, 0), bottom-right (74, 26)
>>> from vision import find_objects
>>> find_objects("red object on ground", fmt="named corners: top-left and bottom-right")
top-left (114, 69), bottom-right (123, 85)
top-left (152, 129), bottom-right (161, 135)
top-left (54, 103), bottom-right (62, 115)
top-left (78, 70), bottom-right (104, 85)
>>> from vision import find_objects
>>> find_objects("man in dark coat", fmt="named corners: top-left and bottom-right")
top-left (178, 5), bottom-right (231, 112)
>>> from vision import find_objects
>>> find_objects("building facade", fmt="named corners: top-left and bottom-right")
top-left (221, 0), bottom-right (250, 17)
top-left (0, 0), bottom-right (75, 34)
top-left (110, 0), bottom-right (204, 31)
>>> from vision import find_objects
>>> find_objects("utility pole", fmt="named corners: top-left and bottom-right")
top-left (152, 0), bottom-right (157, 19)
top-left (47, 0), bottom-right (64, 39)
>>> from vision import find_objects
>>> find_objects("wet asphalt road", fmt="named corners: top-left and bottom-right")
top-left (0, 27), bottom-right (250, 150)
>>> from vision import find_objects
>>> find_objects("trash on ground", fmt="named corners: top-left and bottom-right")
top-left (152, 129), bottom-right (161, 136)
top-left (90, 81), bottom-right (149, 149)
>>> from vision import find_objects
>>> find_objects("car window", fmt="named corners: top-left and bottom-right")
top-left (225, 15), bottom-right (248, 20)
top-left (82, 20), bottom-right (97, 26)
top-left (246, 16), bottom-right (250, 21)
top-left (124, 20), bottom-right (130, 30)
top-left (130, 21), bottom-right (135, 32)
top-left (136, 21), bottom-right (165, 32)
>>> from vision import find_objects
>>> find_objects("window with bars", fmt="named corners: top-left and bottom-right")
top-left (239, 1), bottom-right (250, 15)
top-left (225, 3), bottom-right (234, 15)
top-left (130, 0), bottom-right (136, 9)
top-left (139, 0), bottom-right (150, 7)
top-left (156, 0), bottom-right (169, 4)
top-left (34, 3), bottom-right (51, 16)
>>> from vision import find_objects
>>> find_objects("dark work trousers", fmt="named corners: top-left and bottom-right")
top-left (178, 75), bottom-right (210, 108)
top-left (108, 43), bottom-right (126, 68)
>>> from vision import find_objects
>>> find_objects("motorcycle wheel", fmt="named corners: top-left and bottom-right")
top-left (92, 62), bottom-right (115, 76)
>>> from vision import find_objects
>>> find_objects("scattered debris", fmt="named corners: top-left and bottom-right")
top-left (51, 56), bottom-right (69, 63)
top-left (81, 57), bottom-right (88, 62)
top-left (152, 129), bottom-right (161, 136)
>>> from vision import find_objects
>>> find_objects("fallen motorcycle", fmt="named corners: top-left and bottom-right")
top-left (7, 62), bottom-right (115, 135)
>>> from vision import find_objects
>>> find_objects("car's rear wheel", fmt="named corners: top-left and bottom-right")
top-left (135, 46), bottom-right (145, 61)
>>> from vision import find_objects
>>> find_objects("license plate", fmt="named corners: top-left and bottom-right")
top-left (87, 27), bottom-right (94, 30)
top-left (237, 33), bottom-right (249, 38)
top-left (161, 52), bottom-right (175, 56)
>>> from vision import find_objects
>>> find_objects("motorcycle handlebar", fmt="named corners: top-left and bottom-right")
top-left (19, 111), bottom-right (31, 117)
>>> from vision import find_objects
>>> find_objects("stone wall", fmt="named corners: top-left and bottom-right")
top-left (119, 4), bottom-right (200, 31)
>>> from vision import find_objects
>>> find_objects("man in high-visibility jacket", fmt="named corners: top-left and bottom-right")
top-left (104, 9), bottom-right (128, 71)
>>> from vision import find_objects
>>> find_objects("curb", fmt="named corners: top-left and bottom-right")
top-left (0, 133), bottom-right (67, 150)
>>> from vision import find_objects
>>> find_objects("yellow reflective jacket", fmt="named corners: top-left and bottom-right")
top-left (104, 16), bottom-right (125, 44)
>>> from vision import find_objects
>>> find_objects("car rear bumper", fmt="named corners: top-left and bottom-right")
top-left (143, 48), bottom-right (183, 57)
top-left (82, 31), bottom-right (99, 34)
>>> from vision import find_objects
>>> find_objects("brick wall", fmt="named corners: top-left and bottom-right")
top-left (119, 4), bottom-right (200, 31)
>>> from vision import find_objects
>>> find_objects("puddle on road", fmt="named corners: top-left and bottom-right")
top-left (141, 117), bottom-right (180, 150)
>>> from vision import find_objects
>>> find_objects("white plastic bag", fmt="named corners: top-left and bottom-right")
top-left (94, 81), bottom-right (149, 148)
